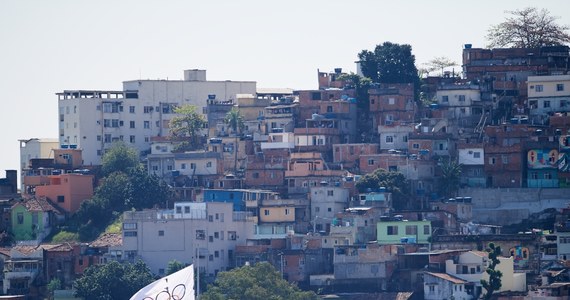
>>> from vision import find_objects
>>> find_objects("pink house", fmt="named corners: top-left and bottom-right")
top-left (35, 174), bottom-right (94, 214)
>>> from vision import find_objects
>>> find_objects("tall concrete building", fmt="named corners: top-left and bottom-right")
top-left (57, 69), bottom-right (256, 165)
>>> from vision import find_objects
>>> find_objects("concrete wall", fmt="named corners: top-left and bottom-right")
top-left (458, 188), bottom-right (570, 225)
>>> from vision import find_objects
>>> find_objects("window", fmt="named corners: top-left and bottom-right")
top-left (388, 98), bottom-right (395, 105)
top-left (473, 151), bottom-right (481, 158)
top-left (190, 163), bottom-right (196, 169)
top-left (413, 143), bottom-right (419, 149)
top-left (264, 209), bottom-right (270, 216)
top-left (130, 135), bottom-right (135, 143)
top-left (311, 92), bottom-right (321, 100)
top-left (405, 225), bottom-right (417, 235)
top-left (104, 134), bottom-right (112, 143)
top-left (387, 226), bottom-right (398, 235)
top-left (209, 236), bottom-right (214, 242)
top-left (144, 106), bottom-right (153, 113)
top-left (285, 209), bottom-right (290, 215)
top-left (130, 121), bottom-right (135, 128)
top-left (385, 136), bottom-right (393, 143)
top-left (429, 285), bottom-right (435, 293)
top-left (458, 95), bottom-right (466, 102)
top-left (315, 206), bottom-right (320, 212)
top-left (424, 225), bottom-right (430, 235)
top-left (557, 84), bottom-right (565, 91)
top-left (123, 223), bottom-right (137, 230)
top-left (196, 230), bottom-right (205, 240)
top-left (536, 85), bottom-right (544, 92)
top-left (368, 159), bottom-right (375, 165)
top-left (544, 100), bottom-right (551, 108)
top-left (208, 215), bottom-right (213, 222)
top-left (502, 155), bottom-right (509, 164)
top-left (327, 207), bottom-right (332, 212)
top-left (327, 190), bottom-right (334, 196)
top-left (124, 231), bottom-right (137, 237)
top-left (57, 195), bottom-right (65, 203)
top-left (228, 231), bottom-right (237, 240)
top-left (176, 206), bottom-right (182, 213)
top-left (158, 230), bottom-right (164, 236)
top-left (97, 135), bottom-right (102, 141)
top-left (214, 251), bottom-right (219, 258)
top-left (184, 206), bottom-right (190, 213)
top-left (327, 106), bottom-right (333, 112)
top-left (144, 121), bottom-right (150, 129)
top-left (442, 95), bottom-right (449, 102)
top-left (206, 161), bottom-right (212, 168)
top-left (402, 136), bottom-right (408, 142)
top-left (489, 157), bottom-right (496, 165)
top-left (214, 232), bottom-right (219, 239)
top-left (129, 106), bottom-right (135, 113)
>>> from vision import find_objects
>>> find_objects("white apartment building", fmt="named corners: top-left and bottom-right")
top-left (57, 69), bottom-right (256, 165)
top-left (121, 201), bottom-right (255, 277)
top-left (528, 75), bottom-right (570, 116)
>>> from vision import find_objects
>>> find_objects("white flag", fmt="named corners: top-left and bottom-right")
top-left (130, 264), bottom-right (195, 300)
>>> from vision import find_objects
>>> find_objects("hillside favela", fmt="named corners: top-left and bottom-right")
top-left (4, 6), bottom-right (570, 300)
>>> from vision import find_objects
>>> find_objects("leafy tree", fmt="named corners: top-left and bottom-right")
top-left (126, 166), bottom-right (170, 209)
top-left (170, 105), bottom-right (207, 151)
top-left (487, 7), bottom-right (570, 48)
top-left (201, 262), bottom-right (316, 300)
top-left (481, 242), bottom-right (503, 300)
top-left (437, 158), bottom-right (463, 198)
top-left (74, 260), bottom-right (154, 300)
top-left (423, 56), bottom-right (458, 77)
top-left (358, 42), bottom-right (420, 85)
top-left (47, 278), bottom-right (62, 299)
top-left (356, 168), bottom-right (412, 210)
top-left (101, 142), bottom-right (140, 176)
top-left (95, 171), bottom-right (132, 212)
top-left (166, 259), bottom-right (185, 275)
top-left (224, 108), bottom-right (244, 173)
top-left (51, 231), bottom-right (79, 243)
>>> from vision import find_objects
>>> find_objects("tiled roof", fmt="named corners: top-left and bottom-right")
top-left (90, 233), bottom-right (122, 248)
top-left (426, 272), bottom-right (467, 284)
top-left (12, 245), bottom-right (40, 255)
top-left (14, 196), bottom-right (62, 214)
top-left (42, 243), bottom-right (74, 252)
top-left (470, 250), bottom-right (489, 258)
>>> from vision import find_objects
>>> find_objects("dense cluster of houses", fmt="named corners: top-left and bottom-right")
top-left (2, 44), bottom-right (570, 299)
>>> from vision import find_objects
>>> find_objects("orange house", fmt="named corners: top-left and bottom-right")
top-left (35, 173), bottom-right (94, 214)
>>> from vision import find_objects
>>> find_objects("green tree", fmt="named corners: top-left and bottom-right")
top-left (47, 278), bottom-right (62, 299)
top-left (170, 105), bottom-right (207, 151)
top-left (358, 42), bottom-right (420, 85)
top-left (101, 142), bottom-right (140, 176)
top-left (126, 166), bottom-right (170, 209)
top-left (481, 242), bottom-right (503, 300)
top-left (487, 7), bottom-right (570, 48)
top-left (74, 260), bottom-right (154, 300)
top-left (166, 259), bottom-right (185, 275)
top-left (356, 168), bottom-right (412, 210)
top-left (437, 158), bottom-right (463, 198)
top-left (201, 262), bottom-right (316, 300)
top-left (224, 107), bottom-right (244, 173)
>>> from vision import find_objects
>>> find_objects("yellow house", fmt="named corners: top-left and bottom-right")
top-left (259, 206), bottom-right (295, 223)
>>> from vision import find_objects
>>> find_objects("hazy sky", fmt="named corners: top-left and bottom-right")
top-left (1, 0), bottom-right (569, 177)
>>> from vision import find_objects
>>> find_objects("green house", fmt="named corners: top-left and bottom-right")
top-left (11, 197), bottom-right (61, 241)
top-left (377, 220), bottom-right (431, 245)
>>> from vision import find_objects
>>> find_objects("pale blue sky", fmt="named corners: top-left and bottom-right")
top-left (1, 0), bottom-right (569, 177)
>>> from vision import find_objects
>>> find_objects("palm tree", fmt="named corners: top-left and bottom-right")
top-left (224, 108), bottom-right (244, 174)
